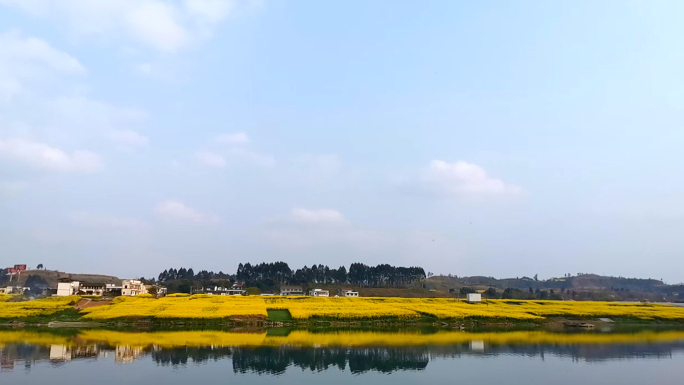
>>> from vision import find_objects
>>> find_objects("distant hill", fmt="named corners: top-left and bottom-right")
top-left (426, 274), bottom-right (670, 293)
top-left (11, 270), bottom-right (121, 288)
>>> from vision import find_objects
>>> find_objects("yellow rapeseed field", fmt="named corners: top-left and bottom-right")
top-left (266, 297), bottom-right (420, 320)
top-left (74, 296), bottom-right (684, 322)
top-left (264, 297), bottom-right (684, 321)
top-left (72, 329), bottom-right (684, 348)
top-left (0, 293), bottom-right (15, 302)
top-left (0, 296), bottom-right (80, 319)
top-left (81, 294), bottom-right (268, 320)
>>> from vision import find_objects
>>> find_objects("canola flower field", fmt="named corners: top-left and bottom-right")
top-left (80, 294), bottom-right (268, 320)
top-left (0, 296), bottom-right (80, 319)
top-left (266, 297), bottom-right (420, 320)
top-left (0, 293), bottom-right (15, 302)
top-left (4, 295), bottom-right (684, 322)
top-left (263, 297), bottom-right (684, 321)
top-left (5, 329), bottom-right (684, 349)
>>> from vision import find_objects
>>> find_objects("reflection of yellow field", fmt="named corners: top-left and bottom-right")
top-left (0, 296), bottom-right (81, 319)
top-left (75, 329), bottom-right (684, 348)
top-left (81, 295), bottom-right (268, 320)
top-left (80, 330), bottom-right (267, 347)
top-left (0, 331), bottom-right (71, 347)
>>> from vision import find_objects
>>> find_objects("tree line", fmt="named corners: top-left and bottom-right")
top-left (153, 262), bottom-right (426, 290)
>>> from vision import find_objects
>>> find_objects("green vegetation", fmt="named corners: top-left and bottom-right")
top-left (267, 309), bottom-right (293, 322)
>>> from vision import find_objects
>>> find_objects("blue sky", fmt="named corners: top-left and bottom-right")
top-left (1, 1), bottom-right (683, 282)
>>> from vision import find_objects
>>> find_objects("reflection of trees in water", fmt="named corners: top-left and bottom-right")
top-left (4, 342), bottom-right (684, 374)
top-left (151, 343), bottom-right (684, 373)
top-left (429, 342), bottom-right (681, 363)
top-left (152, 347), bottom-right (429, 374)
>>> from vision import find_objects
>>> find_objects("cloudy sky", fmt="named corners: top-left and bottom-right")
top-left (1, 1), bottom-right (683, 283)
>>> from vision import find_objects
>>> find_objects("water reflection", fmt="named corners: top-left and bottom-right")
top-left (2, 329), bottom-right (684, 374)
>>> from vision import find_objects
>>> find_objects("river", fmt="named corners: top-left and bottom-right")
top-left (2, 328), bottom-right (683, 384)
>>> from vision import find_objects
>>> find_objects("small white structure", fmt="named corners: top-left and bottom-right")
top-left (309, 288), bottom-right (329, 297)
top-left (466, 293), bottom-right (482, 303)
top-left (280, 286), bottom-right (304, 296)
top-left (342, 290), bottom-right (359, 297)
top-left (122, 279), bottom-right (147, 296)
top-left (56, 281), bottom-right (80, 296)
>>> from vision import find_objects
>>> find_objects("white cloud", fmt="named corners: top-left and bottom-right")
top-left (0, 180), bottom-right (27, 198)
top-left (0, 138), bottom-right (103, 173)
top-left (48, 97), bottom-right (147, 124)
top-left (0, 31), bottom-right (85, 73)
top-left (185, 0), bottom-right (235, 25)
top-left (291, 208), bottom-right (346, 225)
top-left (71, 211), bottom-right (149, 231)
top-left (196, 133), bottom-right (272, 168)
top-left (137, 63), bottom-right (153, 74)
top-left (216, 132), bottom-right (249, 145)
top-left (196, 151), bottom-right (226, 167)
top-left (422, 160), bottom-right (522, 197)
top-left (108, 129), bottom-right (149, 146)
top-left (155, 199), bottom-right (220, 224)
top-left (229, 147), bottom-right (275, 167)
top-left (125, 2), bottom-right (189, 52)
top-left (297, 154), bottom-right (340, 171)
top-left (0, 31), bottom-right (85, 101)
top-left (266, 209), bottom-right (389, 253)
top-left (46, 97), bottom-right (148, 147)
top-left (0, 0), bottom-right (247, 52)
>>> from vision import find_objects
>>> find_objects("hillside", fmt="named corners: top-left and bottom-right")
top-left (426, 274), bottom-right (674, 294)
top-left (11, 270), bottom-right (121, 288)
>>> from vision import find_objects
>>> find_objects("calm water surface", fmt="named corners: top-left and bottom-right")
top-left (2, 328), bottom-right (683, 384)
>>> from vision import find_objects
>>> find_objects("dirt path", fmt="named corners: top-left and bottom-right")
top-left (74, 298), bottom-right (111, 310)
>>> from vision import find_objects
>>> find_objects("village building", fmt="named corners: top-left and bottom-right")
top-left (145, 284), bottom-right (167, 298)
top-left (105, 283), bottom-right (122, 296)
top-left (121, 279), bottom-right (148, 296)
top-left (309, 288), bottom-right (329, 297)
top-left (56, 280), bottom-right (80, 296)
top-left (280, 285), bottom-right (304, 296)
top-left (202, 286), bottom-right (243, 296)
top-left (79, 282), bottom-right (106, 296)
top-left (341, 290), bottom-right (359, 297)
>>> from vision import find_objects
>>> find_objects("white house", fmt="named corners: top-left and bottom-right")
top-left (309, 288), bottom-right (329, 297)
top-left (342, 290), bottom-right (359, 297)
top-left (467, 293), bottom-right (482, 303)
top-left (122, 280), bottom-right (148, 296)
top-left (79, 282), bottom-right (106, 296)
top-left (280, 286), bottom-right (304, 296)
top-left (56, 281), bottom-right (80, 296)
